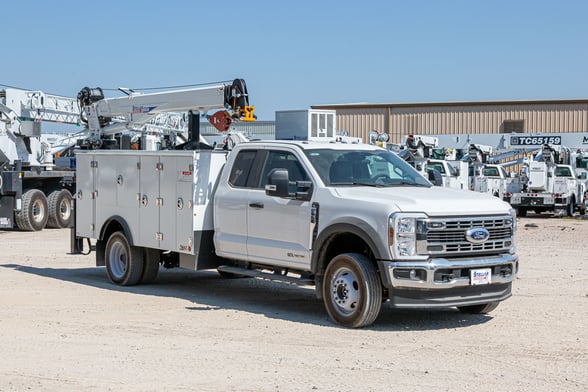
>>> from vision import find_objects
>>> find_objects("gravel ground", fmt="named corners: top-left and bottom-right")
top-left (0, 216), bottom-right (587, 391)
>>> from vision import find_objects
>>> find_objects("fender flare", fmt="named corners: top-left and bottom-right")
top-left (99, 215), bottom-right (135, 245)
top-left (311, 220), bottom-right (386, 274)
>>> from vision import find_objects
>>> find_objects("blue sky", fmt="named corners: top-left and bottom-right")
top-left (2, 0), bottom-right (587, 121)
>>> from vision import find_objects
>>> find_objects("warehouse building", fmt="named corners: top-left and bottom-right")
top-left (311, 99), bottom-right (588, 147)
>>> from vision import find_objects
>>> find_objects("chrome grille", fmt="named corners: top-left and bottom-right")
top-left (417, 216), bottom-right (514, 256)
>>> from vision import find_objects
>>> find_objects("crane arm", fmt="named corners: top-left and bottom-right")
top-left (78, 78), bottom-right (254, 140)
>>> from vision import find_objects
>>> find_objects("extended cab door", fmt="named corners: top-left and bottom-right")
top-left (246, 148), bottom-right (314, 269)
top-left (213, 149), bottom-right (258, 260)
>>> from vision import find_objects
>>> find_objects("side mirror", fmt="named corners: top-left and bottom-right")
top-left (265, 168), bottom-right (313, 201)
top-left (265, 168), bottom-right (290, 198)
top-left (427, 168), bottom-right (443, 186)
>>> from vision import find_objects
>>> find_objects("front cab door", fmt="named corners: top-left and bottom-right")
top-left (247, 149), bottom-right (314, 270)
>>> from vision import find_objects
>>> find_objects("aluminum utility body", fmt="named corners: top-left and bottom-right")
top-left (74, 140), bottom-right (518, 328)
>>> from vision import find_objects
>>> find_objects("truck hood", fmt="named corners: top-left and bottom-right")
top-left (332, 186), bottom-right (511, 216)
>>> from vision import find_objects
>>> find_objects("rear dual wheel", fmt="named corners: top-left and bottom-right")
top-left (105, 231), bottom-right (160, 286)
top-left (47, 189), bottom-right (73, 228)
top-left (105, 231), bottom-right (144, 286)
top-left (15, 189), bottom-right (48, 231)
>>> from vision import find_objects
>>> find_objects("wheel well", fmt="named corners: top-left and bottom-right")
top-left (313, 231), bottom-right (382, 300)
top-left (96, 217), bottom-right (133, 267)
top-left (100, 219), bottom-right (126, 243)
top-left (318, 232), bottom-right (375, 274)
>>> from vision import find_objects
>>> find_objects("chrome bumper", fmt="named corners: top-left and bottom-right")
top-left (382, 253), bottom-right (518, 289)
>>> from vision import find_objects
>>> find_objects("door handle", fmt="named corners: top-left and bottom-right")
top-left (249, 202), bottom-right (264, 209)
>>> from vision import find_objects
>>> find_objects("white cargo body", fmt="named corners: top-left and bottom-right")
top-left (75, 149), bottom-right (227, 268)
top-left (275, 109), bottom-right (336, 141)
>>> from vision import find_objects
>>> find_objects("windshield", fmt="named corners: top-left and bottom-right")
top-left (304, 148), bottom-right (432, 187)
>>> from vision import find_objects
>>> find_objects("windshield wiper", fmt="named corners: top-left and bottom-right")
top-left (330, 181), bottom-right (382, 187)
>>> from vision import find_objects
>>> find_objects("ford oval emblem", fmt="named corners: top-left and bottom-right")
top-left (465, 228), bottom-right (490, 244)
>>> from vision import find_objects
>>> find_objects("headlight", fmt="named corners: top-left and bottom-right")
top-left (389, 213), bottom-right (427, 260)
top-left (508, 208), bottom-right (517, 254)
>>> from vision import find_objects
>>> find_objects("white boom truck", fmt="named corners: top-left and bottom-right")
top-left (73, 122), bottom-right (518, 327)
top-left (510, 144), bottom-right (586, 216)
top-left (401, 134), bottom-right (469, 190)
top-left (467, 144), bottom-right (521, 202)
top-left (0, 87), bottom-right (80, 230)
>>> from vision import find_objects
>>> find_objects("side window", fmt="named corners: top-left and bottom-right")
top-left (260, 150), bottom-right (309, 188)
top-left (229, 150), bottom-right (257, 188)
top-left (427, 162), bottom-right (445, 175)
top-left (483, 167), bottom-right (499, 177)
top-left (555, 167), bottom-right (571, 177)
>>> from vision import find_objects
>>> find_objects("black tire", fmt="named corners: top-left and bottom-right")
top-left (46, 189), bottom-right (73, 228)
top-left (105, 231), bottom-right (144, 286)
top-left (322, 253), bottom-right (382, 328)
top-left (217, 268), bottom-right (247, 279)
top-left (140, 248), bottom-right (160, 284)
top-left (15, 189), bottom-right (48, 231)
top-left (516, 208), bottom-right (527, 217)
top-left (458, 302), bottom-right (499, 314)
top-left (567, 198), bottom-right (575, 217)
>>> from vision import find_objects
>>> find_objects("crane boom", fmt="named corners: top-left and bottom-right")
top-left (1, 88), bottom-right (79, 166)
top-left (77, 78), bottom-right (254, 146)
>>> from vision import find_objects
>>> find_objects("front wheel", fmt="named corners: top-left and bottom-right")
top-left (105, 231), bottom-right (144, 286)
top-left (322, 253), bottom-right (382, 328)
top-left (567, 198), bottom-right (575, 217)
top-left (458, 302), bottom-right (499, 314)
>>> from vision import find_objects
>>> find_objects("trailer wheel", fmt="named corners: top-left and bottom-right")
top-left (458, 302), bottom-right (499, 314)
top-left (105, 231), bottom-right (144, 286)
top-left (140, 248), bottom-right (160, 284)
top-left (15, 189), bottom-right (49, 231)
top-left (322, 253), bottom-right (382, 328)
top-left (46, 189), bottom-right (73, 228)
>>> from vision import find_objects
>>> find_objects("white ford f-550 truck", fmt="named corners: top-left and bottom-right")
top-left (74, 140), bottom-right (518, 327)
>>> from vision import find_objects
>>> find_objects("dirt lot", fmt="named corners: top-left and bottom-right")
top-left (0, 216), bottom-right (587, 392)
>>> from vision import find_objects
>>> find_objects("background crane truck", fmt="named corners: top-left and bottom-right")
top-left (400, 134), bottom-right (469, 190)
top-left (511, 144), bottom-right (586, 217)
top-left (0, 87), bottom-right (80, 231)
top-left (71, 80), bottom-right (518, 328)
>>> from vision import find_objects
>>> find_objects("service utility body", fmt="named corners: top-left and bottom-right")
top-left (74, 129), bottom-right (518, 327)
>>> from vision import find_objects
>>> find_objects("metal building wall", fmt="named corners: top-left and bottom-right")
top-left (391, 103), bottom-right (588, 141)
top-left (313, 101), bottom-right (588, 144)
top-left (334, 107), bottom-right (389, 143)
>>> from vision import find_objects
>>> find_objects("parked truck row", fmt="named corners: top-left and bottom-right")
top-left (391, 134), bottom-right (588, 217)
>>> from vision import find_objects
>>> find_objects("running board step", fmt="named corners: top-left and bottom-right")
top-left (217, 265), bottom-right (314, 286)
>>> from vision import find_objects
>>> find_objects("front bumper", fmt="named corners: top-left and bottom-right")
top-left (379, 253), bottom-right (519, 308)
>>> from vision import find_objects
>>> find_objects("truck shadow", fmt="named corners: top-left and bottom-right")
top-left (0, 263), bottom-right (494, 331)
